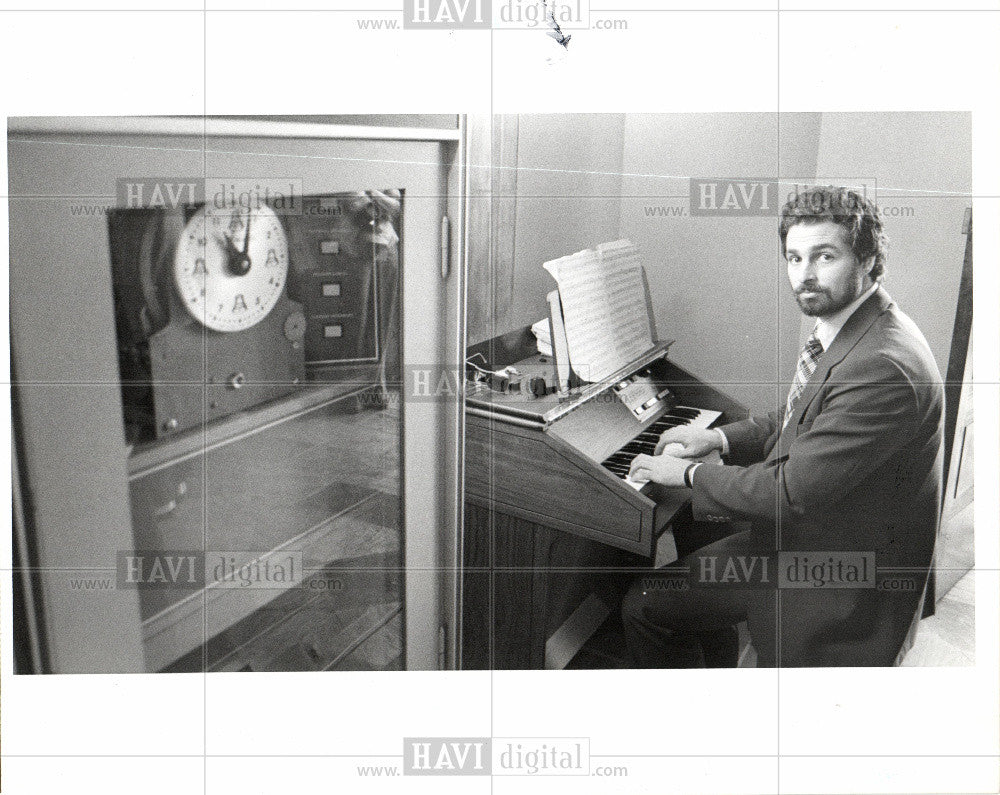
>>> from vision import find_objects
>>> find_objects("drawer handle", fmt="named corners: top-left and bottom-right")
top-left (153, 499), bottom-right (177, 518)
top-left (153, 481), bottom-right (187, 518)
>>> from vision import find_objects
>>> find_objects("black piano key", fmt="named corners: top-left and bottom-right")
top-left (657, 414), bottom-right (693, 425)
top-left (671, 407), bottom-right (703, 420)
top-left (648, 418), bottom-right (684, 432)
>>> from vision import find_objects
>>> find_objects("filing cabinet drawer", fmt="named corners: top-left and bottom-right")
top-left (304, 312), bottom-right (378, 363)
top-left (298, 270), bottom-right (375, 317)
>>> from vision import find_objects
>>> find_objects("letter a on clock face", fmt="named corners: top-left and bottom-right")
top-left (174, 203), bottom-right (289, 332)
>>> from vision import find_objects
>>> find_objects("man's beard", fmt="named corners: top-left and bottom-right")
top-left (794, 287), bottom-right (857, 317)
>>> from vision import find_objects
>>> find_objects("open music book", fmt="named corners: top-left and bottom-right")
top-left (543, 239), bottom-right (656, 383)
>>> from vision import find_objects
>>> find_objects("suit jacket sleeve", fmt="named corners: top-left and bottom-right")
top-left (718, 412), bottom-right (780, 462)
top-left (691, 356), bottom-right (920, 527)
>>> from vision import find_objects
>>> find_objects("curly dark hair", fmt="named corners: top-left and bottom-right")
top-left (779, 186), bottom-right (888, 281)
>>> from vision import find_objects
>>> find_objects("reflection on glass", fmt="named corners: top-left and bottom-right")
top-left (110, 191), bottom-right (403, 672)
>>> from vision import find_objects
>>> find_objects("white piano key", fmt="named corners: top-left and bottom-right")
top-left (601, 406), bottom-right (723, 485)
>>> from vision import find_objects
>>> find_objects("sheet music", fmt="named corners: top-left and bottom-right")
top-left (547, 290), bottom-right (572, 391)
top-left (542, 239), bottom-right (654, 382)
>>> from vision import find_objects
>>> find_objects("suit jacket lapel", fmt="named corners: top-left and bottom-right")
top-left (770, 286), bottom-right (894, 462)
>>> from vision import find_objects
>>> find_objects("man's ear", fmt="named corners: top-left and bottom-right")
top-left (860, 255), bottom-right (876, 277)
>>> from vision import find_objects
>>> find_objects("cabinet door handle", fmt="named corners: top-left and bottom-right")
top-left (440, 215), bottom-right (451, 280)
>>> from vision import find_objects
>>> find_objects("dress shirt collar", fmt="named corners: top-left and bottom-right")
top-left (812, 281), bottom-right (880, 351)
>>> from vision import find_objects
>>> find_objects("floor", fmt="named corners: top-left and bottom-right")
top-left (901, 569), bottom-right (976, 666)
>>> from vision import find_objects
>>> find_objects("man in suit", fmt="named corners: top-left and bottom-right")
top-left (622, 185), bottom-right (944, 667)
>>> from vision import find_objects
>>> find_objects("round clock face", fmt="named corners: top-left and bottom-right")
top-left (174, 204), bottom-right (289, 332)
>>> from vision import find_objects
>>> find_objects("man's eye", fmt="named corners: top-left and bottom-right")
top-left (819, 253), bottom-right (834, 262)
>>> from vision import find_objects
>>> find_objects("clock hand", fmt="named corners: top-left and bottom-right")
top-left (240, 207), bottom-right (253, 270)
top-left (220, 231), bottom-right (245, 275)
top-left (221, 210), bottom-right (252, 275)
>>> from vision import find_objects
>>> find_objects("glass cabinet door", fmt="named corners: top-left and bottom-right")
top-left (8, 119), bottom-right (464, 673)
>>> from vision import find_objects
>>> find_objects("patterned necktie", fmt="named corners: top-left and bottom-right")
top-left (783, 332), bottom-right (824, 427)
